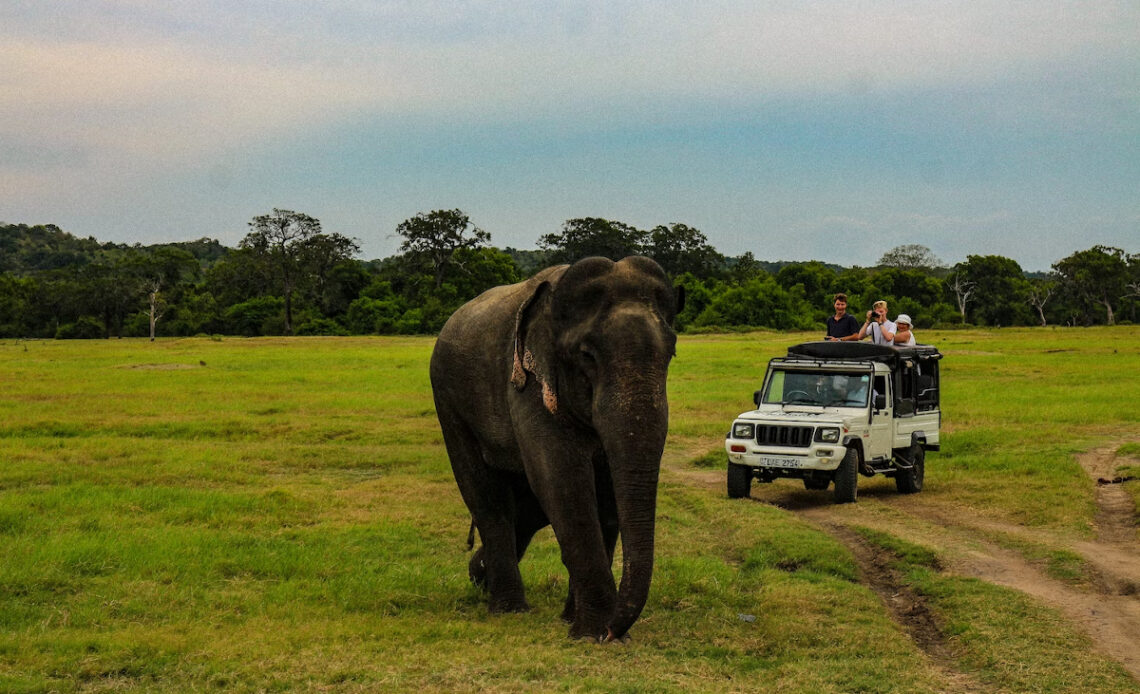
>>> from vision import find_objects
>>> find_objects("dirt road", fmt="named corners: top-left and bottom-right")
top-left (668, 445), bottom-right (1140, 686)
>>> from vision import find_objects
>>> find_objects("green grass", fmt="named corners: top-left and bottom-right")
top-left (1, 329), bottom-right (1138, 692)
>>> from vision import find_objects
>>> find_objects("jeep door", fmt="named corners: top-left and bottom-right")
top-left (866, 373), bottom-right (893, 461)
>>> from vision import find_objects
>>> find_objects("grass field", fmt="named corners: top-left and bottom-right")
top-left (1, 328), bottom-right (1138, 693)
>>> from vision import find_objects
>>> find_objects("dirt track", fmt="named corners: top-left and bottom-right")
top-left (667, 445), bottom-right (1140, 686)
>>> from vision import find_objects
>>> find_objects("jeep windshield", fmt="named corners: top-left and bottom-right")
top-left (762, 370), bottom-right (871, 408)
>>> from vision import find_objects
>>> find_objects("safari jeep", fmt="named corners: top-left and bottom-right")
top-left (725, 341), bottom-right (942, 503)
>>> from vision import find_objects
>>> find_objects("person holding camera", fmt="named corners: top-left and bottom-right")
top-left (857, 300), bottom-right (896, 346)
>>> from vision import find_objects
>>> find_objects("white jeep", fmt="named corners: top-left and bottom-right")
top-left (724, 341), bottom-right (943, 503)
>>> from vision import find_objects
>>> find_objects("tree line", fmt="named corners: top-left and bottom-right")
top-left (1, 213), bottom-right (1137, 339)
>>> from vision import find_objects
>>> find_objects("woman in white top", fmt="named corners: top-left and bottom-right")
top-left (892, 314), bottom-right (916, 346)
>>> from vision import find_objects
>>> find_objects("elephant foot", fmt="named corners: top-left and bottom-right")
top-left (567, 619), bottom-right (609, 641)
top-left (569, 626), bottom-right (631, 644)
top-left (488, 595), bottom-right (530, 613)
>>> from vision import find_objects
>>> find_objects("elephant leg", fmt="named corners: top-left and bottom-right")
top-left (470, 482), bottom-right (546, 590)
top-left (562, 458), bottom-right (619, 624)
top-left (522, 443), bottom-right (616, 639)
top-left (512, 482), bottom-right (550, 561)
top-left (437, 406), bottom-right (529, 613)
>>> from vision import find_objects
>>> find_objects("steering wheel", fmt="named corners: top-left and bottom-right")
top-left (784, 390), bottom-right (812, 401)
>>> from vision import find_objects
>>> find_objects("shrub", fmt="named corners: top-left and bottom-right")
top-left (55, 316), bottom-right (105, 339)
top-left (295, 318), bottom-right (350, 336)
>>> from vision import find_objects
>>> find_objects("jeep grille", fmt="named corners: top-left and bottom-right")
top-left (755, 425), bottom-right (813, 448)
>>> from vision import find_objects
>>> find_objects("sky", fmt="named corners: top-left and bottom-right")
top-left (2, 1), bottom-right (1137, 271)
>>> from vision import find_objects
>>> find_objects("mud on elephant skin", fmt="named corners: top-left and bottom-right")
top-left (430, 255), bottom-right (680, 641)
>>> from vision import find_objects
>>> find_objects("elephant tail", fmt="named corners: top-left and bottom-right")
top-left (466, 517), bottom-right (477, 551)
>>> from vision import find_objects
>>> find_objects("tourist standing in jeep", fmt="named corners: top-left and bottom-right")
top-left (858, 300), bottom-right (896, 345)
top-left (825, 293), bottom-right (861, 342)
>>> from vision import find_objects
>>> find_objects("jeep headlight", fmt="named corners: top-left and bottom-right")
top-left (731, 422), bottom-right (755, 439)
top-left (815, 427), bottom-right (841, 443)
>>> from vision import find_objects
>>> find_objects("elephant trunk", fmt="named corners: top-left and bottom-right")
top-left (596, 370), bottom-right (669, 640)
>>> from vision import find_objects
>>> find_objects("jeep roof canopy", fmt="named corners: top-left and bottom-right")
top-left (783, 341), bottom-right (943, 414)
top-left (786, 340), bottom-right (942, 365)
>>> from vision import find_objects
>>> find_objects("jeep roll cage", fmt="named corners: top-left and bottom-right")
top-left (776, 341), bottom-right (943, 415)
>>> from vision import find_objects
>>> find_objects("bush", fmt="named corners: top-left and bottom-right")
top-left (691, 276), bottom-right (816, 331)
top-left (295, 318), bottom-right (350, 336)
top-left (345, 296), bottom-right (406, 334)
top-left (122, 311), bottom-right (151, 338)
top-left (224, 296), bottom-right (286, 336)
top-left (55, 316), bottom-right (105, 339)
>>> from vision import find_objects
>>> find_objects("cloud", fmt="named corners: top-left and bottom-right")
top-left (1, 1), bottom-right (1135, 267)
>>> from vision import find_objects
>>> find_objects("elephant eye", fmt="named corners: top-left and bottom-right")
top-left (578, 346), bottom-right (598, 366)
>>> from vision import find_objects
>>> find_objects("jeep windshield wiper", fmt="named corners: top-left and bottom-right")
top-left (784, 397), bottom-right (818, 405)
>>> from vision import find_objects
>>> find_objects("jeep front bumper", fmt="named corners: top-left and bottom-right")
top-left (724, 440), bottom-right (847, 472)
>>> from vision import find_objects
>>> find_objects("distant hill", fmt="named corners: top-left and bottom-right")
top-left (0, 223), bottom-right (230, 274)
top-left (0, 223), bottom-right (119, 273)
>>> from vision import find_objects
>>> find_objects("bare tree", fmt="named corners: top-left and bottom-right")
top-left (146, 279), bottom-right (165, 341)
top-left (1026, 280), bottom-right (1054, 327)
top-left (946, 271), bottom-right (976, 322)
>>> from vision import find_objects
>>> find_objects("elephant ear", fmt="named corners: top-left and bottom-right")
top-left (510, 280), bottom-right (560, 413)
top-left (673, 283), bottom-right (686, 325)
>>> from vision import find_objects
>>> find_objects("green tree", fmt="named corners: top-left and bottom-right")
top-left (396, 209), bottom-right (489, 290)
top-left (953, 255), bottom-right (1031, 326)
top-left (538, 218), bottom-right (647, 264)
top-left (726, 252), bottom-right (766, 284)
top-left (444, 246), bottom-right (521, 300)
top-left (1053, 245), bottom-right (1130, 325)
top-left (692, 276), bottom-right (815, 331)
top-left (776, 262), bottom-right (838, 314)
top-left (0, 274), bottom-right (35, 337)
top-left (241, 209), bottom-right (359, 334)
top-left (643, 223), bottom-right (723, 278)
top-left (877, 244), bottom-right (944, 272)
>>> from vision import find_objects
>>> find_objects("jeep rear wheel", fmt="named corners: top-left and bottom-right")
top-left (727, 462), bottom-right (752, 499)
top-left (895, 445), bottom-right (925, 494)
top-left (833, 448), bottom-right (858, 504)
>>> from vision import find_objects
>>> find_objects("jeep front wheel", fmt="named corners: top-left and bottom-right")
top-left (895, 445), bottom-right (925, 494)
top-left (727, 462), bottom-right (752, 499)
top-left (833, 448), bottom-right (859, 504)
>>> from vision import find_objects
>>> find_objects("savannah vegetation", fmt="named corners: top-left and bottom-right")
top-left (1, 327), bottom-right (1138, 692)
top-left (2, 215), bottom-right (1138, 340)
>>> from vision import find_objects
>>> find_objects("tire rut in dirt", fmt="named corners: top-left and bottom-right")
top-left (824, 524), bottom-right (988, 693)
top-left (833, 496), bottom-right (1140, 681)
top-left (1079, 447), bottom-right (1140, 545)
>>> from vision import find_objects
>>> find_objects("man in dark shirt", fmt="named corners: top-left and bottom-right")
top-left (825, 293), bottom-right (860, 341)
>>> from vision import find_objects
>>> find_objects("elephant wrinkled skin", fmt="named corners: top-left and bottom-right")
top-left (429, 256), bottom-right (678, 641)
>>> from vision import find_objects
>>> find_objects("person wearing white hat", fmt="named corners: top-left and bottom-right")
top-left (893, 314), bottom-right (916, 346)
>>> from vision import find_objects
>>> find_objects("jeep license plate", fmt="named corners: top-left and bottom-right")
top-left (760, 456), bottom-right (804, 469)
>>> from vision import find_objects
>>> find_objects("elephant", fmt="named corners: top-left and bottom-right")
top-left (429, 256), bottom-right (679, 641)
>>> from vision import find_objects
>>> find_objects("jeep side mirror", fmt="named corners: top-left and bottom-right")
top-left (753, 390), bottom-right (762, 407)
top-left (874, 393), bottom-right (887, 410)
